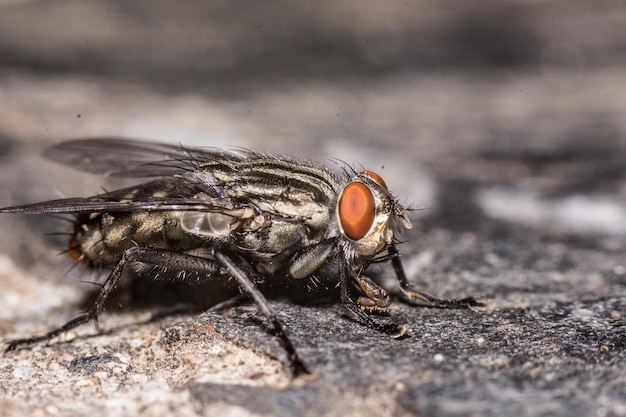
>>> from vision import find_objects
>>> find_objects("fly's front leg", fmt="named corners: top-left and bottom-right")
top-left (288, 238), bottom-right (335, 279)
top-left (389, 243), bottom-right (485, 309)
top-left (338, 254), bottom-right (406, 338)
top-left (5, 246), bottom-right (221, 352)
top-left (352, 275), bottom-right (392, 313)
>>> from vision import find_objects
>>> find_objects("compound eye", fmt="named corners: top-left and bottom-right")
top-left (359, 170), bottom-right (387, 189)
top-left (338, 181), bottom-right (376, 240)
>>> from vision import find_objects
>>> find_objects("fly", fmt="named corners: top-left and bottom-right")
top-left (1, 138), bottom-right (484, 376)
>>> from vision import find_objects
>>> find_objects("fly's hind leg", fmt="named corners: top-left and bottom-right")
top-left (6, 250), bottom-right (131, 352)
top-left (389, 243), bottom-right (486, 309)
top-left (6, 246), bottom-right (309, 377)
top-left (5, 246), bottom-right (222, 352)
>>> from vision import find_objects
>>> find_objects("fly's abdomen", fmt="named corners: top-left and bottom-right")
top-left (69, 211), bottom-right (201, 266)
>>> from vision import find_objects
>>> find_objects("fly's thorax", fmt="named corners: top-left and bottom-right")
top-left (336, 170), bottom-right (412, 258)
top-left (179, 194), bottom-right (326, 275)
top-left (196, 156), bottom-right (338, 237)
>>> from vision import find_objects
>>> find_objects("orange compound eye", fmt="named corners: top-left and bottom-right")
top-left (338, 181), bottom-right (376, 240)
top-left (359, 170), bottom-right (387, 190)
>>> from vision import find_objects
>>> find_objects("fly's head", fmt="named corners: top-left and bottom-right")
top-left (336, 170), bottom-right (412, 260)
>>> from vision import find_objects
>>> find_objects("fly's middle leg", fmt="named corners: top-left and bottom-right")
top-left (213, 250), bottom-right (310, 377)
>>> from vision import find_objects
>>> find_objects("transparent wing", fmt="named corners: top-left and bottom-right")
top-left (0, 197), bottom-right (238, 215)
top-left (44, 138), bottom-right (250, 178)
top-left (0, 177), bottom-right (238, 215)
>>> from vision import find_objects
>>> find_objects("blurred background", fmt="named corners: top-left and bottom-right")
top-left (0, 0), bottom-right (625, 222)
